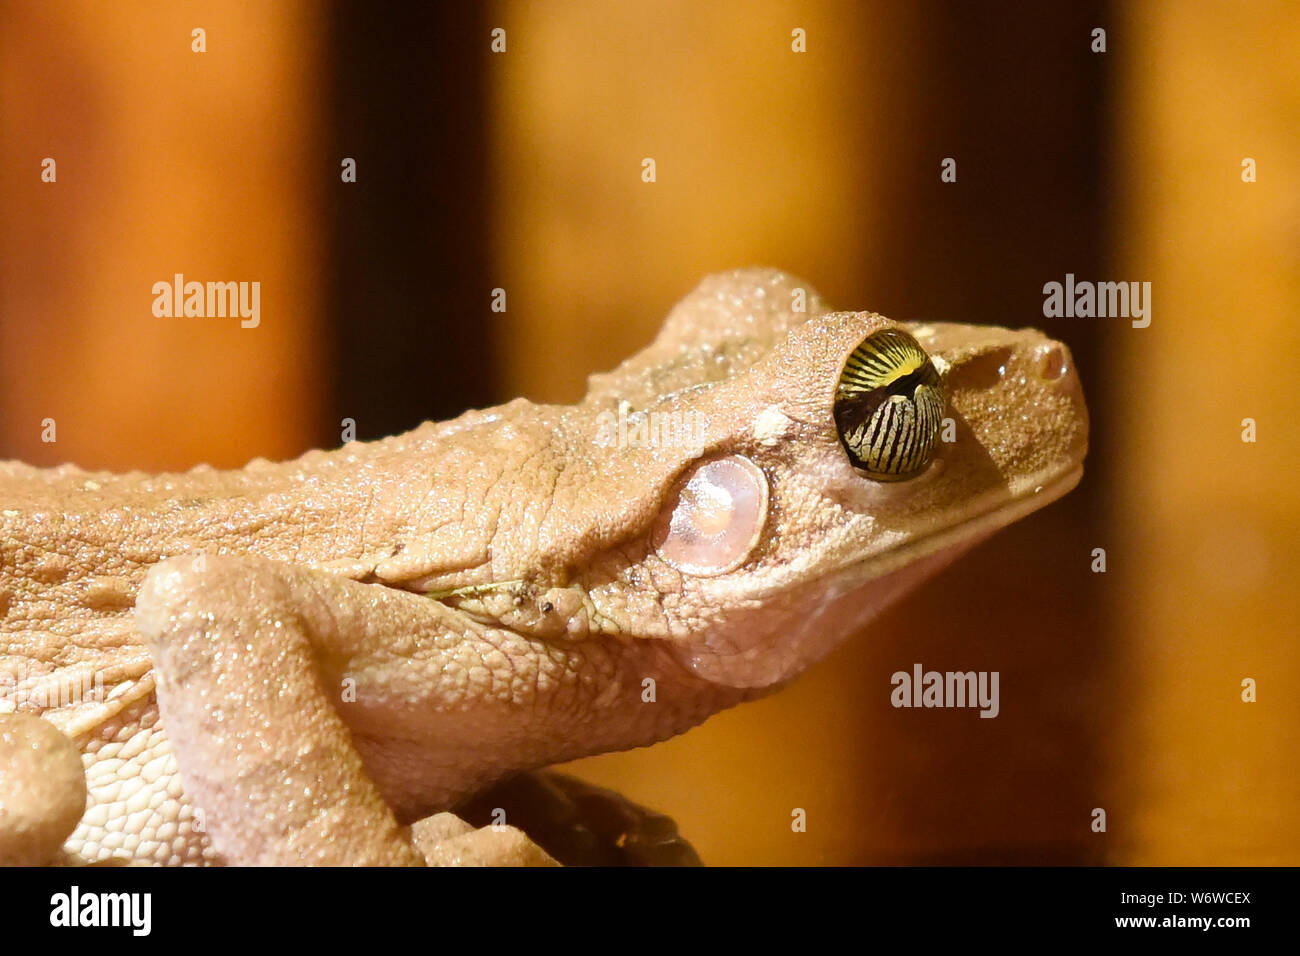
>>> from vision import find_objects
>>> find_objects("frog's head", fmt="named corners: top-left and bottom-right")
top-left (576, 269), bottom-right (1089, 688)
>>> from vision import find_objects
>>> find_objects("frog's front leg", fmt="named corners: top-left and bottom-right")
top-left (0, 714), bottom-right (89, 865)
top-left (135, 555), bottom-right (552, 866)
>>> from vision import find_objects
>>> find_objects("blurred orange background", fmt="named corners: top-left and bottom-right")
top-left (1, 0), bottom-right (1296, 864)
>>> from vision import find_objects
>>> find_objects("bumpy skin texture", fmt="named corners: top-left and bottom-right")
top-left (0, 269), bottom-right (1087, 865)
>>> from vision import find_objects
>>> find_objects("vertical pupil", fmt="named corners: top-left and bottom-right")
top-left (885, 365), bottom-right (928, 398)
top-left (833, 328), bottom-right (945, 480)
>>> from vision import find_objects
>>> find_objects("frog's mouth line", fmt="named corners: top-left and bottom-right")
top-left (838, 460), bottom-right (1086, 585)
top-left (419, 459), bottom-right (1084, 650)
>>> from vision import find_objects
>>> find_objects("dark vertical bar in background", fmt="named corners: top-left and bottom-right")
top-left (323, 2), bottom-right (491, 442)
top-left (866, 1), bottom-right (1108, 405)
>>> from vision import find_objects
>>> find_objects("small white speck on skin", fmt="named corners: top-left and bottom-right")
top-left (751, 405), bottom-right (791, 446)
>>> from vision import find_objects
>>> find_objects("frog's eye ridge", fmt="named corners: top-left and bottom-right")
top-left (834, 327), bottom-right (946, 481)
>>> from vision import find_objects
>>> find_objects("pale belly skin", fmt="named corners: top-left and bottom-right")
top-left (0, 269), bottom-right (1087, 865)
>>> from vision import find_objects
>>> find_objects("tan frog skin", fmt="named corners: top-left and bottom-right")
top-left (0, 269), bottom-right (1087, 865)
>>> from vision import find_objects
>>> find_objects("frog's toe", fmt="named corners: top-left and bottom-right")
top-left (0, 713), bottom-right (88, 865)
top-left (410, 812), bottom-right (559, 867)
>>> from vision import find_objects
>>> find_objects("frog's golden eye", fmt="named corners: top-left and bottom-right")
top-left (833, 327), bottom-right (946, 481)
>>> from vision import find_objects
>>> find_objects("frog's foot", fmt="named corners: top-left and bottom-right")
top-left (0, 713), bottom-right (89, 865)
top-left (410, 812), bottom-right (558, 866)
top-left (456, 770), bottom-right (703, 866)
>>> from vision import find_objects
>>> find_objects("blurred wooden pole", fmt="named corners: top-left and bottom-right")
top-left (0, 1), bottom-right (324, 470)
top-left (324, 2), bottom-right (492, 438)
top-left (485, 0), bottom-right (886, 405)
top-left (1112, 1), bottom-right (1300, 863)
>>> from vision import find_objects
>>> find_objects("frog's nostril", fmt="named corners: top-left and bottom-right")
top-left (1036, 344), bottom-right (1070, 382)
